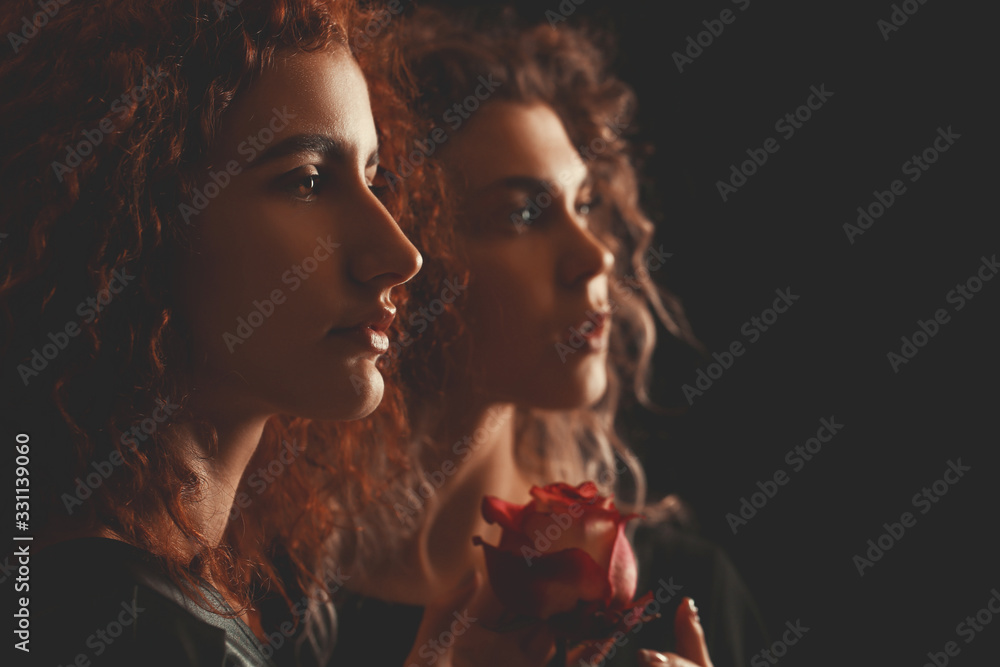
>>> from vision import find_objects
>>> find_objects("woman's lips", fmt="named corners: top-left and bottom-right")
top-left (327, 307), bottom-right (394, 354)
top-left (561, 309), bottom-right (610, 352)
top-left (328, 325), bottom-right (390, 353)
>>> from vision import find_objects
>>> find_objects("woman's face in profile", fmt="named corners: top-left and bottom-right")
top-left (175, 46), bottom-right (421, 421)
top-left (443, 101), bottom-right (614, 409)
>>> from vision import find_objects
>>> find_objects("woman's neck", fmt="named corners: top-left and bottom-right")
top-left (354, 402), bottom-right (537, 605)
top-left (74, 401), bottom-right (270, 562)
top-left (171, 410), bottom-right (270, 553)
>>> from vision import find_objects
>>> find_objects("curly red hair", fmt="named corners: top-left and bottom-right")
top-left (0, 0), bottom-right (430, 615)
top-left (331, 7), bottom-right (703, 572)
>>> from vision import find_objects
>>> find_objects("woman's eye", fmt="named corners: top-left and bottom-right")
top-left (367, 166), bottom-right (392, 203)
top-left (284, 169), bottom-right (323, 201)
top-left (514, 203), bottom-right (535, 222)
top-left (507, 201), bottom-right (540, 233)
top-left (576, 193), bottom-right (602, 216)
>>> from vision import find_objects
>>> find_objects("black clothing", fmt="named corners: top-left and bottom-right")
top-left (329, 522), bottom-right (768, 667)
top-left (32, 537), bottom-right (334, 667)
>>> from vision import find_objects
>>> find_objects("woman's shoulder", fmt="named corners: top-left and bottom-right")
top-left (32, 537), bottom-right (277, 667)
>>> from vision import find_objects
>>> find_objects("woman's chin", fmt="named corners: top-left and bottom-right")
top-left (295, 361), bottom-right (386, 422)
top-left (339, 363), bottom-right (386, 420)
top-left (520, 374), bottom-right (608, 411)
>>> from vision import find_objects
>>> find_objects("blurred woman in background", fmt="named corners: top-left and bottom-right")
top-left (326, 7), bottom-right (766, 667)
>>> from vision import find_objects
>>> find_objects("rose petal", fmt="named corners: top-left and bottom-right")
top-left (605, 523), bottom-right (639, 606)
top-left (481, 495), bottom-right (529, 532)
top-left (476, 540), bottom-right (611, 619)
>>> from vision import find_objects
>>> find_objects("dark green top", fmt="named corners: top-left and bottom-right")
top-left (329, 521), bottom-right (768, 667)
top-left (32, 537), bottom-right (334, 667)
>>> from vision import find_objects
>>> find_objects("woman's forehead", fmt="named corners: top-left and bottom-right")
top-left (442, 101), bottom-right (588, 194)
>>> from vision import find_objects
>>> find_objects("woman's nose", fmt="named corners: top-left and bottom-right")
top-left (348, 189), bottom-right (423, 288)
top-left (557, 210), bottom-right (614, 288)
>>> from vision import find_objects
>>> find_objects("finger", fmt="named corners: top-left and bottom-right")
top-left (637, 649), bottom-right (706, 667)
top-left (406, 571), bottom-right (480, 666)
top-left (673, 598), bottom-right (713, 667)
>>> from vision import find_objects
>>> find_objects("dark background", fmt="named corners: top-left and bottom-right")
top-left (434, 0), bottom-right (998, 665)
top-left (2, 1), bottom-right (994, 665)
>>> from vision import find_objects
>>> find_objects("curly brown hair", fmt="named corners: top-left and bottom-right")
top-left (0, 0), bottom-right (431, 615)
top-left (332, 6), bottom-right (702, 572)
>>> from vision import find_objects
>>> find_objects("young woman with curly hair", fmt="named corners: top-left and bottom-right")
top-left (0, 0), bottom-right (427, 664)
top-left (326, 7), bottom-right (768, 667)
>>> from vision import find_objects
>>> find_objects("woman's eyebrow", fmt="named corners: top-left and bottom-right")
top-left (245, 132), bottom-right (379, 169)
top-left (474, 175), bottom-right (564, 196)
top-left (473, 172), bottom-right (591, 199)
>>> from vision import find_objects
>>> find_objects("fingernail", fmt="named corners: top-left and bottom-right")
top-left (687, 597), bottom-right (701, 622)
top-left (638, 649), bottom-right (671, 665)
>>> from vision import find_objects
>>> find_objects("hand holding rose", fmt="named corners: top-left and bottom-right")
top-left (472, 482), bottom-right (655, 660)
top-left (407, 482), bottom-right (715, 667)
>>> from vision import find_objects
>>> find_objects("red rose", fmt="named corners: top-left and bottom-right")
top-left (473, 482), bottom-right (652, 642)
